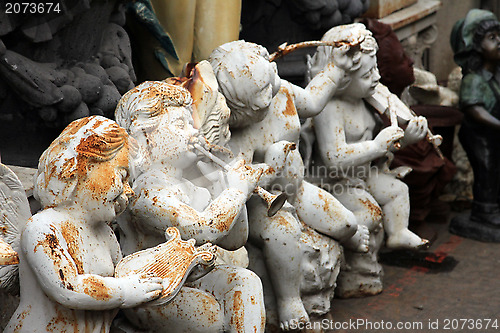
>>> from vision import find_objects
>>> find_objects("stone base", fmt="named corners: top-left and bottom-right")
top-left (449, 213), bottom-right (500, 243)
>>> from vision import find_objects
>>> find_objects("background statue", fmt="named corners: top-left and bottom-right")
top-left (0, 0), bottom-right (136, 167)
top-left (115, 81), bottom-right (266, 333)
top-left (3, 116), bottom-right (163, 333)
top-left (449, 9), bottom-right (500, 242)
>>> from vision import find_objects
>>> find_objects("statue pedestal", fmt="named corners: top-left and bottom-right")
top-left (450, 213), bottom-right (500, 243)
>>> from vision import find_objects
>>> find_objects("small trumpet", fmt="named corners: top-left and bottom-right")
top-left (192, 143), bottom-right (287, 217)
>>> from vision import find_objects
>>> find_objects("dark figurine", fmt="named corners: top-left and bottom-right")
top-left (450, 9), bottom-right (500, 241)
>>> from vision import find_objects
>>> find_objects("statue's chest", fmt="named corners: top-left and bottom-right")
top-left (63, 227), bottom-right (117, 276)
top-left (343, 108), bottom-right (379, 143)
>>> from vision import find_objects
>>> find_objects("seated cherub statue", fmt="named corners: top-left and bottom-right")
top-left (4, 116), bottom-right (163, 333)
top-left (114, 81), bottom-right (267, 333)
top-left (208, 40), bottom-right (370, 329)
top-left (307, 23), bottom-right (429, 297)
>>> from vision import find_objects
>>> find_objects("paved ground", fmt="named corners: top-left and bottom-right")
top-left (313, 215), bottom-right (500, 333)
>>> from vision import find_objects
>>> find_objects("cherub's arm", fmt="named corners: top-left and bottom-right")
top-left (130, 162), bottom-right (262, 245)
top-left (22, 220), bottom-right (162, 310)
top-left (292, 46), bottom-right (353, 119)
top-left (463, 104), bottom-right (500, 130)
top-left (130, 186), bottom-right (246, 245)
top-left (314, 102), bottom-right (403, 169)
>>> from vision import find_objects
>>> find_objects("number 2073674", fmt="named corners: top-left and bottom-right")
top-left (4, 2), bottom-right (61, 15)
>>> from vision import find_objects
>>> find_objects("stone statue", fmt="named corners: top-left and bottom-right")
top-left (0, 1), bottom-right (135, 128)
top-left (449, 9), bottom-right (500, 242)
top-left (307, 23), bottom-right (429, 297)
top-left (114, 81), bottom-right (267, 332)
top-left (208, 39), bottom-right (370, 329)
top-left (3, 116), bottom-right (164, 333)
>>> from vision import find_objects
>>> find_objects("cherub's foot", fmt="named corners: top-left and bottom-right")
top-left (386, 229), bottom-right (429, 250)
top-left (277, 297), bottom-right (309, 331)
top-left (342, 225), bottom-right (370, 253)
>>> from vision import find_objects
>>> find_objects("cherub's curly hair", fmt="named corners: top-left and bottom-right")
top-left (307, 23), bottom-right (377, 81)
top-left (34, 116), bottom-right (129, 208)
top-left (209, 40), bottom-right (278, 128)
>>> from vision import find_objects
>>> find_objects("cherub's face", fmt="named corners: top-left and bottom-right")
top-left (149, 106), bottom-right (199, 168)
top-left (481, 29), bottom-right (500, 62)
top-left (343, 52), bottom-right (380, 99)
top-left (76, 145), bottom-right (133, 223)
top-left (249, 62), bottom-right (281, 110)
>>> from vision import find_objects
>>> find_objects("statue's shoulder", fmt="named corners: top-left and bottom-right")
top-left (460, 72), bottom-right (495, 107)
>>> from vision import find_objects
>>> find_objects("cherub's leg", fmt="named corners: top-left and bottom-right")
top-left (332, 183), bottom-right (385, 297)
top-left (190, 265), bottom-right (265, 333)
top-left (248, 198), bottom-right (309, 331)
top-left (366, 170), bottom-right (429, 250)
top-left (295, 181), bottom-right (369, 253)
top-left (123, 285), bottom-right (223, 333)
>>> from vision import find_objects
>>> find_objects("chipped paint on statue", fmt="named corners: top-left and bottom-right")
top-left (4, 116), bottom-right (164, 333)
top-left (308, 23), bottom-right (429, 297)
top-left (115, 81), bottom-right (266, 333)
top-left (208, 39), bottom-right (372, 328)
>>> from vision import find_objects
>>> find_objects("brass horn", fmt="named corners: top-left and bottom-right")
top-left (192, 143), bottom-right (287, 217)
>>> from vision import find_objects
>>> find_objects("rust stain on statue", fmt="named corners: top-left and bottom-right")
top-left (281, 87), bottom-right (297, 117)
top-left (13, 304), bottom-right (31, 332)
top-left (0, 236), bottom-right (18, 265)
top-left (359, 198), bottom-right (383, 221)
top-left (231, 290), bottom-right (244, 333)
top-left (45, 306), bottom-right (71, 332)
top-left (60, 220), bottom-right (84, 274)
top-left (273, 215), bottom-right (292, 229)
top-left (82, 276), bottom-right (112, 301)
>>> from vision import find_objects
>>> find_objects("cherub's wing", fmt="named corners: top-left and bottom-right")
top-left (0, 163), bottom-right (32, 295)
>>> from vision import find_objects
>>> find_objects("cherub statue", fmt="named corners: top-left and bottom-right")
top-left (208, 39), bottom-right (370, 329)
top-left (449, 9), bottom-right (500, 242)
top-left (114, 81), bottom-right (266, 332)
top-left (308, 23), bottom-right (429, 297)
top-left (3, 116), bottom-right (163, 333)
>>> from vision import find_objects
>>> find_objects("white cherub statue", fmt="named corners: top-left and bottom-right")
top-left (3, 116), bottom-right (163, 333)
top-left (114, 81), bottom-right (267, 333)
top-left (308, 23), bottom-right (429, 297)
top-left (208, 39), bottom-right (371, 329)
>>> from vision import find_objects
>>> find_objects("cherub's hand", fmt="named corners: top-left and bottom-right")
top-left (330, 45), bottom-right (360, 89)
top-left (401, 116), bottom-right (428, 146)
top-left (374, 126), bottom-right (405, 152)
top-left (118, 275), bottom-right (163, 308)
top-left (226, 160), bottom-right (264, 196)
top-left (264, 141), bottom-right (296, 175)
top-left (197, 160), bottom-right (224, 183)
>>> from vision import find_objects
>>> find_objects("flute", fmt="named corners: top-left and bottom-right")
top-left (192, 143), bottom-right (287, 217)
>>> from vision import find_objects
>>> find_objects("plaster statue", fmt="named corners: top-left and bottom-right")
top-left (307, 23), bottom-right (429, 297)
top-left (208, 39), bottom-right (371, 329)
top-left (3, 116), bottom-right (164, 333)
top-left (114, 81), bottom-right (267, 333)
top-left (449, 9), bottom-right (500, 242)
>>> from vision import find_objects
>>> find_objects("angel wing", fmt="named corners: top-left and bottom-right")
top-left (0, 163), bottom-right (32, 295)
